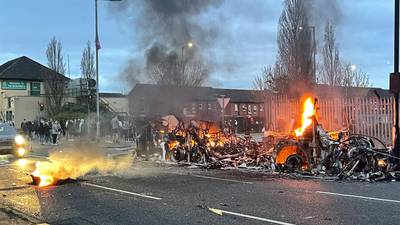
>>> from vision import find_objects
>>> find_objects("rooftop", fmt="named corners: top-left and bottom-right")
top-left (128, 83), bottom-right (266, 103)
top-left (0, 56), bottom-right (69, 82)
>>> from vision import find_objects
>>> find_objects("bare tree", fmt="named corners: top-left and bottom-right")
top-left (81, 41), bottom-right (95, 80)
top-left (44, 37), bottom-right (67, 117)
top-left (320, 21), bottom-right (342, 86)
top-left (342, 63), bottom-right (370, 87)
top-left (253, 75), bottom-right (265, 91)
top-left (253, 66), bottom-right (272, 90)
top-left (271, 0), bottom-right (314, 94)
top-left (147, 54), bottom-right (208, 87)
top-left (43, 72), bottom-right (67, 116)
top-left (318, 21), bottom-right (370, 88)
top-left (46, 37), bottom-right (65, 75)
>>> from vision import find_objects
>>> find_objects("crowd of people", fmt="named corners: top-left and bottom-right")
top-left (17, 115), bottom-right (137, 145)
top-left (111, 115), bottom-right (135, 143)
top-left (21, 119), bottom-right (63, 145)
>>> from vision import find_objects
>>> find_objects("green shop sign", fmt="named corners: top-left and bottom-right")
top-left (2, 81), bottom-right (27, 90)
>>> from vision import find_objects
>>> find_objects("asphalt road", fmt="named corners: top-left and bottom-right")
top-left (0, 144), bottom-right (399, 225)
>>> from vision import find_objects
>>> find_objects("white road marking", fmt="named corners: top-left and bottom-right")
top-left (210, 208), bottom-right (295, 225)
top-left (316, 191), bottom-right (400, 204)
top-left (190, 174), bottom-right (253, 184)
top-left (82, 182), bottom-right (162, 200)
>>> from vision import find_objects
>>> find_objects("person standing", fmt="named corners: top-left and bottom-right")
top-left (51, 121), bottom-right (59, 145)
top-left (21, 119), bottom-right (28, 137)
top-left (44, 121), bottom-right (51, 145)
top-left (39, 120), bottom-right (45, 145)
top-left (111, 116), bottom-right (120, 143)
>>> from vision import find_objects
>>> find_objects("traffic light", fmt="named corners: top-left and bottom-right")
top-left (88, 79), bottom-right (96, 88)
top-left (39, 103), bottom-right (44, 111)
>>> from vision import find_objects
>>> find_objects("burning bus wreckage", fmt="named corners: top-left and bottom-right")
top-left (28, 96), bottom-right (400, 187)
top-left (159, 97), bottom-right (400, 182)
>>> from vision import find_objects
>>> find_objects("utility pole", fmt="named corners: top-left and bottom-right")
top-left (95, 0), bottom-right (100, 140)
top-left (390, 0), bottom-right (400, 161)
top-left (94, 0), bottom-right (122, 140)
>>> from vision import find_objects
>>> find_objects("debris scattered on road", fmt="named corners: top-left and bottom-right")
top-left (158, 97), bottom-right (400, 182)
top-left (162, 119), bottom-right (272, 169)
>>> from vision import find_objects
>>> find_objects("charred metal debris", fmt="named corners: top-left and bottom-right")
top-left (160, 99), bottom-right (400, 182)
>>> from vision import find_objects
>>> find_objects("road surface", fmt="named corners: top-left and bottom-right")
top-left (0, 143), bottom-right (399, 225)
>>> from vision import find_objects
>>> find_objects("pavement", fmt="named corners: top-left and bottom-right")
top-left (0, 140), bottom-right (399, 224)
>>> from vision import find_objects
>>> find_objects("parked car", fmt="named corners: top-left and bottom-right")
top-left (0, 123), bottom-right (30, 157)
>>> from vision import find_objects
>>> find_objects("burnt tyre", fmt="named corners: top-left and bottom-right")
top-left (274, 141), bottom-right (310, 171)
top-left (170, 148), bottom-right (186, 162)
top-left (285, 154), bottom-right (303, 172)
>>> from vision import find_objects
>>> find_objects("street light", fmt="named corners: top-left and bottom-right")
top-left (181, 41), bottom-right (194, 59)
top-left (299, 25), bottom-right (316, 83)
top-left (94, 0), bottom-right (122, 140)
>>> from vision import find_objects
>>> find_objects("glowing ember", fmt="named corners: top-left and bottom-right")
top-left (294, 97), bottom-right (315, 137)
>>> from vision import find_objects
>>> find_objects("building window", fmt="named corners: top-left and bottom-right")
top-left (248, 104), bottom-right (252, 114)
top-left (253, 105), bottom-right (257, 115)
top-left (208, 103), bottom-right (212, 110)
top-left (242, 105), bottom-right (246, 112)
top-left (192, 103), bottom-right (196, 114)
top-left (259, 104), bottom-right (263, 112)
top-left (234, 104), bottom-right (238, 112)
top-left (7, 98), bottom-right (11, 109)
top-left (199, 103), bottom-right (203, 110)
top-left (5, 111), bottom-right (12, 121)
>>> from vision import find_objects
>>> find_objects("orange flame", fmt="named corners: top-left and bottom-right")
top-left (32, 168), bottom-right (55, 187)
top-left (294, 97), bottom-right (315, 137)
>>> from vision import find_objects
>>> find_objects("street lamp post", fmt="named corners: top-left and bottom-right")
top-left (94, 0), bottom-right (121, 140)
top-left (390, 0), bottom-right (400, 161)
top-left (95, 0), bottom-right (99, 140)
top-left (181, 41), bottom-right (193, 60)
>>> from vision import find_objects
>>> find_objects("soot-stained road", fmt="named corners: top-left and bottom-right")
top-left (0, 147), bottom-right (399, 225)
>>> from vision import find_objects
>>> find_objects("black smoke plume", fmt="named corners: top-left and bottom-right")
top-left (109, 0), bottom-right (223, 87)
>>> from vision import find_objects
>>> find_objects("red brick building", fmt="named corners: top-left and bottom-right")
top-left (128, 84), bottom-right (266, 133)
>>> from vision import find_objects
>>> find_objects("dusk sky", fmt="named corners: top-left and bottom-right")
top-left (0, 0), bottom-right (395, 93)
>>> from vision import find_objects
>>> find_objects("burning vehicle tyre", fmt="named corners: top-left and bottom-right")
top-left (170, 147), bottom-right (186, 162)
top-left (274, 141), bottom-right (310, 171)
top-left (0, 123), bottom-right (30, 158)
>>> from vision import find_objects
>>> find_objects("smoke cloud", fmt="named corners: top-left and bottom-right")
top-left (33, 146), bottom-right (133, 180)
top-left (308, 0), bottom-right (342, 27)
top-left (109, 0), bottom-right (224, 86)
top-left (306, 0), bottom-right (343, 43)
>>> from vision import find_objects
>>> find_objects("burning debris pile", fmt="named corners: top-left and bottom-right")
top-left (273, 97), bottom-right (400, 182)
top-left (31, 146), bottom-right (133, 187)
top-left (161, 97), bottom-right (400, 182)
top-left (162, 120), bottom-right (272, 169)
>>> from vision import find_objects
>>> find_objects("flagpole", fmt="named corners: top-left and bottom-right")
top-left (95, 0), bottom-right (100, 140)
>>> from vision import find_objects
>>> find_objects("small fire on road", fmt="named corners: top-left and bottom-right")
top-left (31, 169), bottom-right (54, 187)
top-left (30, 146), bottom-right (133, 187)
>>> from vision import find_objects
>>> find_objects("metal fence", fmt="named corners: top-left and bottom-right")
top-left (265, 95), bottom-right (394, 146)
